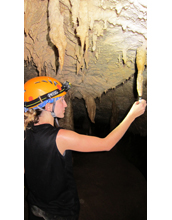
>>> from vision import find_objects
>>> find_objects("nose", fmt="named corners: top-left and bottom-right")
top-left (64, 99), bottom-right (67, 107)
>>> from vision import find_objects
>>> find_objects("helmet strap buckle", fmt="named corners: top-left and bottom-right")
top-left (38, 96), bottom-right (43, 103)
top-left (51, 98), bottom-right (56, 118)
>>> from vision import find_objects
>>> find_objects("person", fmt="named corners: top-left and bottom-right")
top-left (24, 76), bottom-right (147, 220)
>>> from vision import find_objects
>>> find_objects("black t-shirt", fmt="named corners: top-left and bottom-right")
top-left (24, 124), bottom-right (80, 216)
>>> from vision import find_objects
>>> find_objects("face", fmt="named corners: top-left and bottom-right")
top-left (54, 96), bottom-right (67, 118)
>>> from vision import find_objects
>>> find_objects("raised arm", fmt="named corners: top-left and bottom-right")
top-left (56, 100), bottom-right (147, 155)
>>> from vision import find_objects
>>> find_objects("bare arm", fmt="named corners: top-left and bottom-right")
top-left (56, 100), bottom-right (147, 155)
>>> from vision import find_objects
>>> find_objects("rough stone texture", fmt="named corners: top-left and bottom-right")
top-left (24, 0), bottom-right (147, 135)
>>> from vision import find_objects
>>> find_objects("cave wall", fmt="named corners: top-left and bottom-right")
top-left (24, 0), bottom-right (147, 135)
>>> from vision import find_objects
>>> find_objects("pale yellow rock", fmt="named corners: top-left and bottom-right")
top-left (136, 46), bottom-right (146, 97)
top-left (48, 0), bottom-right (67, 70)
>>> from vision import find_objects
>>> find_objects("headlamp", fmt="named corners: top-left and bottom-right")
top-left (62, 81), bottom-right (71, 92)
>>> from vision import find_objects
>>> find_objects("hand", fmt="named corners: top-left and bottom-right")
top-left (129, 99), bottom-right (147, 119)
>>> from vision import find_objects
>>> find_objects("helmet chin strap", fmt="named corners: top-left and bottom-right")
top-left (51, 98), bottom-right (59, 127)
top-left (51, 98), bottom-right (56, 118)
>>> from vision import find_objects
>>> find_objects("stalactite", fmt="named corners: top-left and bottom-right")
top-left (69, 0), bottom-right (80, 27)
top-left (136, 45), bottom-right (146, 98)
top-left (122, 49), bottom-right (127, 64)
top-left (84, 96), bottom-right (96, 123)
top-left (48, 0), bottom-right (67, 71)
top-left (70, 0), bottom-right (90, 74)
top-left (77, 4), bottom-right (89, 72)
top-left (92, 34), bottom-right (97, 52)
top-left (84, 36), bottom-right (89, 69)
top-left (76, 0), bottom-right (89, 52)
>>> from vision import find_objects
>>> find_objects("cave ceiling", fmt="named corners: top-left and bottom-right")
top-left (24, 0), bottom-right (147, 134)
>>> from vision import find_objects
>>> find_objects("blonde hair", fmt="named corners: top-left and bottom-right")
top-left (24, 109), bottom-right (40, 131)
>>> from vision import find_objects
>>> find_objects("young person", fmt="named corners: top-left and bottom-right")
top-left (24, 76), bottom-right (147, 220)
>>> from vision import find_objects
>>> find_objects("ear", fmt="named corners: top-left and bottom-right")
top-left (44, 103), bottom-right (52, 112)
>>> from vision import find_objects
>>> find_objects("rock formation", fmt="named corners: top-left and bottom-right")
top-left (24, 0), bottom-right (147, 135)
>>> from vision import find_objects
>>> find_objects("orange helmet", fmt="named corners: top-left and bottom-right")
top-left (24, 76), bottom-right (71, 112)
